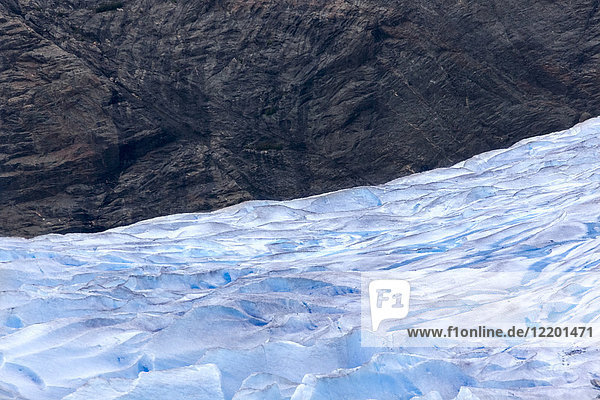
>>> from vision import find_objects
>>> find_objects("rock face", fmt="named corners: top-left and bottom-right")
top-left (1, 0), bottom-right (599, 237)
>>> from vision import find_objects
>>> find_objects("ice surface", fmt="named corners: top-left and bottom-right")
top-left (2, 118), bottom-right (600, 398)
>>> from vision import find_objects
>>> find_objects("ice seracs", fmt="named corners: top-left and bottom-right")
top-left (2, 118), bottom-right (600, 398)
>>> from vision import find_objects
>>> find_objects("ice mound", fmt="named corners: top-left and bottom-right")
top-left (2, 118), bottom-right (600, 398)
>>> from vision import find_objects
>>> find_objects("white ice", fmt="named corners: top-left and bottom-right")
top-left (2, 118), bottom-right (600, 398)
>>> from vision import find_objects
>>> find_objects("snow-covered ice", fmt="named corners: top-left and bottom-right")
top-left (2, 118), bottom-right (600, 398)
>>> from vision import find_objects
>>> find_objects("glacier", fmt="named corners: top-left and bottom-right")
top-left (2, 118), bottom-right (600, 399)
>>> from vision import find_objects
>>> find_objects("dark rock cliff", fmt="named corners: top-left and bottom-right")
top-left (1, 0), bottom-right (599, 236)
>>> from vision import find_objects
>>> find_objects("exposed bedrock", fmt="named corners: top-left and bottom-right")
top-left (1, 0), bottom-right (599, 236)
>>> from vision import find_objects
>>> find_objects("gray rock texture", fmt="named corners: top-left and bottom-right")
top-left (1, 0), bottom-right (599, 236)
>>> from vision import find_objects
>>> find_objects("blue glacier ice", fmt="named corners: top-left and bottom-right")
top-left (2, 118), bottom-right (600, 398)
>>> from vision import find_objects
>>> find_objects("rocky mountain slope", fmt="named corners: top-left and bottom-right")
top-left (1, 0), bottom-right (599, 236)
